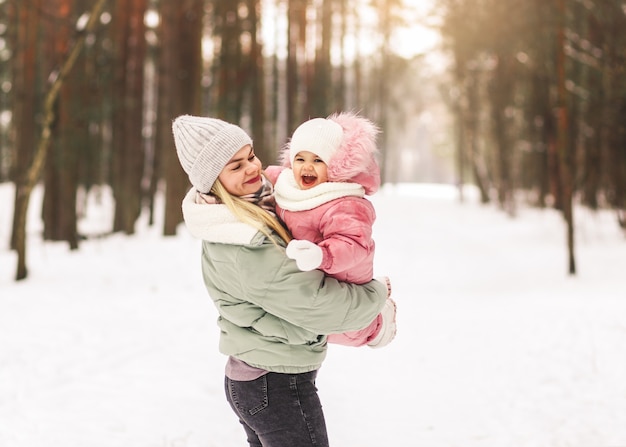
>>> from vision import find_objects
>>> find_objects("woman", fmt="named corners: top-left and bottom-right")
top-left (172, 114), bottom-right (396, 447)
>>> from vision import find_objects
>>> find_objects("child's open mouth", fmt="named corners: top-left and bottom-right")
top-left (301, 175), bottom-right (317, 186)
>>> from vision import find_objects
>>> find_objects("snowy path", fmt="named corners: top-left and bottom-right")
top-left (1, 184), bottom-right (626, 447)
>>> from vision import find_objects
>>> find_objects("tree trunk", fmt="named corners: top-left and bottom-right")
top-left (556, 0), bottom-right (576, 275)
top-left (42, 0), bottom-right (80, 249)
top-left (335, 0), bottom-right (347, 112)
top-left (377, 0), bottom-right (391, 184)
top-left (111, 0), bottom-right (147, 235)
top-left (247, 0), bottom-right (268, 163)
top-left (269, 4), bottom-right (281, 158)
top-left (214, 0), bottom-right (244, 122)
top-left (310, 0), bottom-right (333, 116)
top-left (490, 52), bottom-right (515, 215)
top-left (286, 0), bottom-right (307, 134)
top-left (160, 0), bottom-right (203, 235)
top-left (10, 0), bottom-right (40, 252)
top-left (465, 74), bottom-right (490, 203)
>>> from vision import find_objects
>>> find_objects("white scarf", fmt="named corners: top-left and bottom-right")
top-left (274, 169), bottom-right (364, 212)
top-left (182, 188), bottom-right (260, 244)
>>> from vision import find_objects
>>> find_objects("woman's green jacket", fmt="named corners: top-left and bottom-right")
top-left (182, 188), bottom-right (387, 373)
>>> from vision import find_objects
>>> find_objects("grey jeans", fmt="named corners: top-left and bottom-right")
top-left (225, 370), bottom-right (329, 447)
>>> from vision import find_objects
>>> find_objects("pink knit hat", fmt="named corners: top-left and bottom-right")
top-left (283, 112), bottom-right (381, 195)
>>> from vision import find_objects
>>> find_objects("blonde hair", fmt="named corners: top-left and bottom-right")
top-left (210, 180), bottom-right (292, 245)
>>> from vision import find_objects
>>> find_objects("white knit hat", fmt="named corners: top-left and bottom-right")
top-left (288, 117), bottom-right (343, 166)
top-left (172, 115), bottom-right (253, 193)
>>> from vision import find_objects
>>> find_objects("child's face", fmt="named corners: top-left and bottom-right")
top-left (292, 151), bottom-right (329, 189)
top-left (217, 145), bottom-right (263, 196)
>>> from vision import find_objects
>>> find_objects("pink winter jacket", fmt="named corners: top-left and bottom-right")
top-left (265, 166), bottom-right (383, 346)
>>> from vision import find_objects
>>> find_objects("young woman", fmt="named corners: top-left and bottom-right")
top-left (172, 114), bottom-right (396, 447)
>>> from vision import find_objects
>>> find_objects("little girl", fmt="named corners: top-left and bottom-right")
top-left (265, 111), bottom-right (396, 348)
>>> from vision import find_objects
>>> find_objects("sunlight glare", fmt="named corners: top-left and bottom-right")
top-left (261, 0), bottom-right (440, 62)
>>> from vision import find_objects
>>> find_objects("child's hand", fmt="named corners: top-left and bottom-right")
top-left (286, 239), bottom-right (323, 271)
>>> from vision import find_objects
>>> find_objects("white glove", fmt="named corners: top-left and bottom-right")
top-left (368, 298), bottom-right (397, 349)
top-left (286, 239), bottom-right (324, 271)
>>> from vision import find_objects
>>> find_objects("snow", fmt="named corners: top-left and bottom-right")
top-left (1, 182), bottom-right (625, 447)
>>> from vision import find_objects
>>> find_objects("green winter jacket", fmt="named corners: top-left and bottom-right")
top-left (182, 188), bottom-right (387, 373)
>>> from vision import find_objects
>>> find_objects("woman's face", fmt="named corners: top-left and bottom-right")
top-left (218, 145), bottom-right (263, 196)
top-left (291, 151), bottom-right (329, 189)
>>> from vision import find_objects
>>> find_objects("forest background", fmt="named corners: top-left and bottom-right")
top-left (1, 0), bottom-right (625, 280)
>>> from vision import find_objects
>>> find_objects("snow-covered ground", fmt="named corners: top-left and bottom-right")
top-left (1, 182), bottom-right (625, 447)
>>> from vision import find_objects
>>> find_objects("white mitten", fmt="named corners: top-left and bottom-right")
top-left (368, 298), bottom-right (397, 349)
top-left (286, 239), bottom-right (324, 271)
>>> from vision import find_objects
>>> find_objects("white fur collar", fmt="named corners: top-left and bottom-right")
top-left (274, 169), bottom-right (364, 211)
top-left (181, 188), bottom-right (260, 244)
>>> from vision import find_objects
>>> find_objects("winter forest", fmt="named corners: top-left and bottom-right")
top-left (1, 0), bottom-right (626, 281)
top-left (2, 2), bottom-right (626, 446)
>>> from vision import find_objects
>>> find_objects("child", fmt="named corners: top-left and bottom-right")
top-left (264, 112), bottom-right (395, 348)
